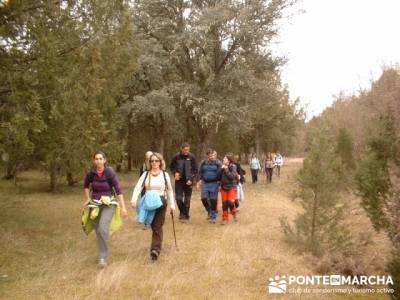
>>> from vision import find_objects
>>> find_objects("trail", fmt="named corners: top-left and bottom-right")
top-left (0, 158), bottom-right (388, 299)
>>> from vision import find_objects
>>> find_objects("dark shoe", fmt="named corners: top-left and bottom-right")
top-left (150, 250), bottom-right (159, 261)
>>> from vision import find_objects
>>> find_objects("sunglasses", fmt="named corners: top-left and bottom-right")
top-left (150, 159), bottom-right (160, 163)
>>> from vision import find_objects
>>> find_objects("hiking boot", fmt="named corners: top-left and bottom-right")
top-left (98, 258), bottom-right (107, 269)
top-left (150, 250), bottom-right (159, 261)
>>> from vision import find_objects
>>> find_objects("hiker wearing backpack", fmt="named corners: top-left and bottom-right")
top-left (196, 149), bottom-right (221, 223)
top-left (131, 152), bottom-right (175, 261)
top-left (83, 151), bottom-right (128, 268)
top-left (249, 153), bottom-right (261, 183)
top-left (169, 143), bottom-right (198, 223)
top-left (264, 152), bottom-right (274, 184)
top-left (217, 153), bottom-right (238, 225)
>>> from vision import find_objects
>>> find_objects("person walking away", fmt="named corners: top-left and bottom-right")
top-left (197, 149), bottom-right (221, 223)
top-left (217, 154), bottom-right (238, 225)
top-left (131, 153), bottom-right (175, 260)
top-left (265, 152), bottom-right (274, 184)
top-left (83, 151), bottom-right (128, 268)
top-left (169, 143), bottom-right (198, 223)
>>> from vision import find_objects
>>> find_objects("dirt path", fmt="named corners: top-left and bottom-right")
top-left (0, 158), bottom-right (388, 299)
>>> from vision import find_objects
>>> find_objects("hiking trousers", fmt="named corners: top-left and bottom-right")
top-left (94, 205), bottom-right (114, 260)
top-left (151, 196), bottom-right (167, 255)
top-left (175, 180), bottom-right (192, 220)
top-left (250, 169), bottom-right (259, 183)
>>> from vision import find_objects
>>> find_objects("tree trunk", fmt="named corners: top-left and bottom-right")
top-left (66, 172), bottom-right (76, 186)
top-left (127, 151), bottom-right (132, 171)
top-left (49, 162), bottom-right (59, 192)
top-left (310, 189), bottom-right (318, 253)
top-left (4, 163), bottom-right (16, 180)
top-left (197, 127), bottom-right (213, 160)
top-left (255, 130), bottom-right (261, 157)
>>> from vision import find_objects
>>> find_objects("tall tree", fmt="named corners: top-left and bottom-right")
top-left (132, 0), bottom-right (296, 157)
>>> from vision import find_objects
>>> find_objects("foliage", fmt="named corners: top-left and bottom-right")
top-left (281, 125), bottom-right (351, 256)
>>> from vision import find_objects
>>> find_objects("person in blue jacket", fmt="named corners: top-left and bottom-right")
top-left (196, 149), bottom-right (222, 223)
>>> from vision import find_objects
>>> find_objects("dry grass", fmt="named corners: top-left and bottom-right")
top-left (0, 159), bottom-right (391, 300)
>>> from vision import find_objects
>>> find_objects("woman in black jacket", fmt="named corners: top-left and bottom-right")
top-left (217, 153), bottom-right (238, 225)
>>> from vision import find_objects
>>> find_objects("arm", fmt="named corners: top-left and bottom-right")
top-left (83, 188), bottom-right (91, 207)
top-left (131, 172), bottom-right (147, 207)
top-left (190, 154), bottom-right (198, 182)
top-left (225, 165), bottom-right (237, 180)
top-left (111, 172), bottom-right (127, 218)
top-left (169, 154), bottom-right (178, 173)
top-left (165, 173), bottom-right (176, 210)
top-left (83, 173), bottom-right (91, 207)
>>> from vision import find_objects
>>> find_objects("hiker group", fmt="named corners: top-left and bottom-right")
top-left (82, 144), bottom-right (283, 267)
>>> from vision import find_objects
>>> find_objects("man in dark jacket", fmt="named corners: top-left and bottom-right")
top-left (170, 143), bottom-right (198, 223)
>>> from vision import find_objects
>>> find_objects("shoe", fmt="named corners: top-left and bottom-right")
top-left (98, 258), bottom-right (107, 269)
top-left (150, 250), bottom-right (159, 261)
top-left (143, 224), bottom-right (151, 230)
top-left (209, 218), bottom-right (216, 224)
top-left (221, 220), bottom-right (228, 225)
top-left (233, 215), bottom-right (238, 222)
top-left (180, 219), bottom-right (188, 224)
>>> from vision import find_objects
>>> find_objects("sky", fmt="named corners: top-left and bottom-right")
top-left (272, 0), bottom-right (400, 118)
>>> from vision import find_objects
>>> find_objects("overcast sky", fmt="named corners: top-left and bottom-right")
top-left (272, 0), bottom-right (400, 118)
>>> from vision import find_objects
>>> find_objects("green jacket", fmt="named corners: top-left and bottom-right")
top-left (81, 196), bottom-right (122, 236)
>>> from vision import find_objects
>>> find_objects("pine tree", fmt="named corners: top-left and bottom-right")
top-left (281, 125), bottom-right (351, 256)
top-left (355, 113), bottom-right (398, 230)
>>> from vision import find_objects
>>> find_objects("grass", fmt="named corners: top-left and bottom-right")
top-left (0, 159), bottom-right (391, 299)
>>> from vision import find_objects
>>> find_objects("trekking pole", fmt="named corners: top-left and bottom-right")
top-left (170, 210), bottom-right (179, 250)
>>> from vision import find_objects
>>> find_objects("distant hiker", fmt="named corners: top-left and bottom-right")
top-left (169, 143), bottom-right (198, 223)
top-left (131, 152), bottom-right (175, 261)
top-left (264, 152), bottom-right (274, 184)
top-left (217, 153), bottom-right (238, 225)
top-left (139, 151), bottom-right (153, 230)
top-left (234, 155), bottom-right (246, 209)
top-left (249, 153), bottom-right (261, 183)
top-left (274, 152), bottom-right (284, 178)
top-left (83, 151), bottom-right (128, 268)
top-left (197, 149), bottom-right (221, 223)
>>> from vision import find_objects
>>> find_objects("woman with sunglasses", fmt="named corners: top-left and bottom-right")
top-left (131, 153), bottom-right (175, 260)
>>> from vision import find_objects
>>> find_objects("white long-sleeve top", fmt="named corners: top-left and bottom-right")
top-left (131, 171), bottom-right (176, 210)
